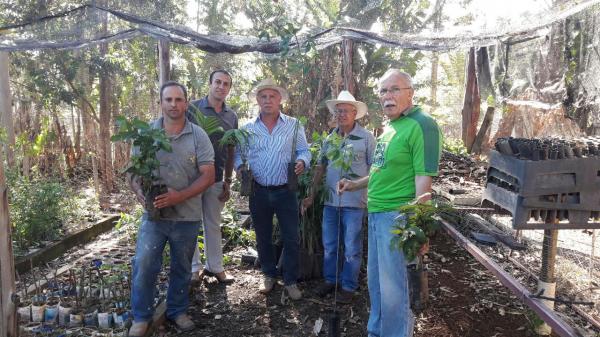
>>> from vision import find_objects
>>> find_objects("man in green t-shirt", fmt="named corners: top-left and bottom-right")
top-left (339, 69), bottom-right (441, 337)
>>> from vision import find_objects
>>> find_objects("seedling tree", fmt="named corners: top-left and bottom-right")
top-left (111, 116), bottom-right (172, 218)
top-left (220, 129), bottom-right (253, 196)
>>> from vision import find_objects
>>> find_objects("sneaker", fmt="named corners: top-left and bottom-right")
top-left (259, 277), bottom-right (276, 294)
top-left (316, 282), bottom-right (335, 297)
top-left (128, 321), bottom-right (149, 337)
top-left (336, 289), bottom-right (354, 304)
top-left (285, 284), bottom-right (303, 300)
top-left (173, 314), bottom-right (195, 331)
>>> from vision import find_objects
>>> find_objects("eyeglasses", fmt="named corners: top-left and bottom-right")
top-left (334, 109), bottom-right (356, 115)
top-left (377, 87), bottom-right (412, 97)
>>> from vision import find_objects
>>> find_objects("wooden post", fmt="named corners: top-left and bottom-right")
top-left (341, 39), bottom-right (355, 96)
top-left (158, 39), bottom-right (170, 89)
top-left (471, 106), bottom-right (495, 154)
top-left (0, 52), bottom-right (15, 167)
top-left (0, 135), bottom-right (17, 337)
top-left (462, 47), bottom-right (481, 153)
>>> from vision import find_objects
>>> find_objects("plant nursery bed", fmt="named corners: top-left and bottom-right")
top-left (15, 215), bottom-right (120, 274)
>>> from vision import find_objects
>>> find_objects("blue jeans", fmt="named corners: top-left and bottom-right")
top-left (131, 215), bottom-right (200, 322)
top-left (249, 186), bottom-right (299, 285)
top-left (322, 206), bottom-right (365, 292)
top-left (367, 211), bottom-right (414, 337)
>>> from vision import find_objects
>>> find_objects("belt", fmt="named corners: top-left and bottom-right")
top-left (254, 182), bottom-right (288, 190)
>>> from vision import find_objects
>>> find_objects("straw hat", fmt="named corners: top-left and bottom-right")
top-left (326, 91), bottom-right (367, 119)
top-left (249, 78), bottom-right (289, 102)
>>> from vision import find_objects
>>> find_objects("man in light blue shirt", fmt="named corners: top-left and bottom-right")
top-left (235, 78), bottom-right (310, 300)
top-left (302, 91), bottom-right (375, 304)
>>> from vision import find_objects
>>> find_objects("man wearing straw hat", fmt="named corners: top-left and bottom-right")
top-left (234, 78), bottom-right (311, 300)
top-left (338, 70), bottom-right (442, 337)
top-left (302, 90), bottom-right (375, 304)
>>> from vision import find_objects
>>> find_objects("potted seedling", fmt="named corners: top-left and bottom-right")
top-left (111, 115), bottom-right (172, 219)
top-left (220, 129), bottom-right (253, 196)
top-left (391, 201), bottom-right (456, 312)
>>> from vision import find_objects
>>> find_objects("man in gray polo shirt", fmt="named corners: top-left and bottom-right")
top-left (188, 69), bottom-right (238, 284)
top-left (303, 91), bottom-right (375, 303)
top-left (128, 81), bottom-right (215, 336)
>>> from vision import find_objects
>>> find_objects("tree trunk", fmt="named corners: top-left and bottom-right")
top-left (462, 48), bottom-right (481, 153)
top-left (430, 52), bottom-right (439, 112)
top-left (98, 9), bottom-right (113, 196)
top-left (341, 39), bottom-right (355, 96)
top-left (0, 52), bottom-right (15, 168)
top-left (78, 58), bottom-right (100, 197)
top-left (158, 39), bottom-right (170, 89)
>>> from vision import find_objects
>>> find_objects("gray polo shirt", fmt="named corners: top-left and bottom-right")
top-left (133, 117), bottom-right (214, 221)
top-left (320, 123), bottom-right (376, 208)
top-left (188, 97), bottom-right (238, 182)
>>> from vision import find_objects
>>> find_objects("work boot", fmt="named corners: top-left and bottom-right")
top-left (336, 289), bottom-right (354, 304)
top-left (259, 277), bottom-right (276, 294)
top-left (315, 282), bottom-right (335, 297)
top-left (128, 321), bottom-right (149, 337)
top-left (285, 284), bottom-right (303, 300)
top-left (173, 314), bottom-right (195, 331)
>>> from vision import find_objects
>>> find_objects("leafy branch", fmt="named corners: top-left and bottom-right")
top-left (111, 115), bottom-right (172, 194)
top-left (188, 104), bottom-right (224, 136)
top-left (390, 202), bottom-right (456, 262)
top-left (324, 132), bottom-right (362, 179)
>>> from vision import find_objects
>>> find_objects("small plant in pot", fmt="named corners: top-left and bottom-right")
top-left (220, 129), bottom-right (253, 196)
top-left (391, 201), bottom-right (456, 312)
top-left (111, 115), bottom-right (172, 219)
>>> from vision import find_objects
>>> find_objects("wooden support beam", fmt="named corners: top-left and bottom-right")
top-left (158, 39), bottom-right (170, 90)
top-left (471, 106), bottom-right (495, 154)
top-left (0, 52), bottom-right (15, 167)
top-left (462, 47), bottom-right (481, 153)
top-left (341, 39), bottom-right (355, 96)
top-left (0, 123), bottom-right (17, 336)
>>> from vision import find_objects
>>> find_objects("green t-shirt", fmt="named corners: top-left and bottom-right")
top-left (368, 106), bottom-right (442, 212)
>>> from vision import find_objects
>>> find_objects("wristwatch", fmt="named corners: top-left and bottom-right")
top-left (224, 177), bottom-right (233, 184)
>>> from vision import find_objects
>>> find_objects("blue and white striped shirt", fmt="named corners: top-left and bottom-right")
top-left (235, 112), bottom-right (311, 186)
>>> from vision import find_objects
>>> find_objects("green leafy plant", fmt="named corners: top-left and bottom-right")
top-left (221, 202), bottom-right (255, 247)
top-left (188, 104), bottom-right (224, 136)
top-left (111, 115), bottom-right (172, 194)
top-left (8, 173), bottom-right (74, 251)
top-left (443, 138), bottom-right (468, 156)
top-left (297, 131), bottom-right (329, 255)
top-left (219, 128), bottom-right (252, 160)
top-left (324, 131), bottom-right (362, 180)
top-left (220, 129), bottom-right (254, 195)
top-left (391, 202), bottom-right (455, 262)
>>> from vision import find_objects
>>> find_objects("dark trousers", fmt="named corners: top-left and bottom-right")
top-left (249, 185), bottom-right (300, 285)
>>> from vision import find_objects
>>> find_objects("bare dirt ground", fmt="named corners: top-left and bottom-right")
top-left (156, 231), bottom-right (545, 337)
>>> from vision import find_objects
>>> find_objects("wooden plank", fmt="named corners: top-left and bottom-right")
top-left (0, 115), bottom-right (17, 336)
top-left (158, 39), bottom-right (170, 89)
top-left (462, 47), bottom-right (481, 153)
top-left (471, 106), bottom-right (495, 154)
top-left (342, 39), bottom-right (355, 95)
top-left (0, 52), bottom-right (14, 166)
top-left (14, 215), bottom-right (119, 274)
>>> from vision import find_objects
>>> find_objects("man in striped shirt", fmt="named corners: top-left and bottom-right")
top-left (234, 78), bottom-right (311, 300)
